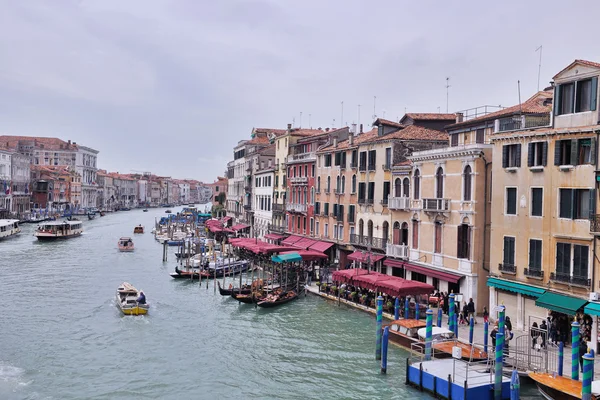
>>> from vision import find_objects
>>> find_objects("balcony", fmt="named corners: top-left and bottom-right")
top-left (286, 203), bottom-right (307, 213)
top-left (339, 163), bottom-right (346, 170)
top-left (244, 204), bottom-right (252, 210)
top-left (423, 198), bottom-right (450, 212)
top-left (495, 113), bottom-right (551, 133)
top-left (244, 185), bottom-right (252, 192)
top-left (524, 268), bottom-right (543, 279)
top-left (550, 272), bottom-right (591, 288)
top-left (334, 189), bottom-right (342, 195)
top-left (591, 214), bottom-right (600, 234)
top-left (349, 234), bottom-right (387, 250)
top-left (289, 176), bottom-right (308, 184)
top-left (287, 152), bottom-right (316, 163)
top-left (386, 243), bottom-right (408, 259)
top-left (268, 224), bottom-right (286, 233)
top-left (272, 203), bottom-right (286, 214)
top-left (388, 196), bottom-right (411, 210)
top-left (498, 263), bottom-right (516, 275)
top-left (336, 213), bottom-right (344, 222)
top-left (350, 162), bottom-right (358, 169)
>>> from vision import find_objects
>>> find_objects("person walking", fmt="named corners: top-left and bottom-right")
top-left (467, 298), bottom-right (477, 324)
top-left (491, 324), bottom-right (499, 348)
top-left (531, 322), bottom-right (539, 350)
top-left (539, 319), bottom-right (548, 349)
top-left (483, 306), bottom-right (489, 323)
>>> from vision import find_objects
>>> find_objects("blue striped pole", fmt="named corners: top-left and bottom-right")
top-left (405, 297), bottom-right (410, 319)
top-left (394, 297), bottom-right (400, 320)
top-left (484, 320), bottom-right (489, 354)
top-left (425, 308), bottom-right (433, 360)
top-left (495, 332), bottom-right (504, 400)
top-left (454, 314), bottom-right (458, 338)
top-left (381, 326), bottom-right (389, 374)
top-left (437, 307), bottom-right (442, 327)
top-left (497, 306), bottom-right (505, 359)
top-left (558, 341), bottom-right (564, 376)
top-left (448, 293), bottom-right (455, 333)
top-left (572, 321), bottom-right (580, 381)
top-left (469, 316), bottom-right (474, 345)
top-left (510, 368), bottom-right (520, 400)
top-left (415, 301), bottom-right (420, 321)
top-left (583, 351), bottom-right (594, 400)
top-left (376, 296), bottom-right (384, 360)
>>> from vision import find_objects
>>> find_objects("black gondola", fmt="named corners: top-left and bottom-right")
top-left (169, 266), bottom-right (208, 280)
top-left (217, 281), bottom-right (252, 296)
top-left (231, 291), bottom-right (260, 304)
top-left (256, 291), bottom-right (300, 308)
top-left (175, 251), bottom-right (197, 259)
top-left (87, 213), bottom-right (95, 220)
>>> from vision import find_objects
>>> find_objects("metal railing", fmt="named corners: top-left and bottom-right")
top-left (287, 152), bottom-right (317, 163)
top-left (290, 176), bottom-right (308, 184)
top-left (496, 113), bottom-right (551, 133)
top-left (388, 196), bottom-right (410, 210)
top-left (380, 199), bottom-right (388, 207)
top-left (524, 268), bottom-right (543, 278)
top-left (268, 224), bottom-right (285, 233)
top-left (498, 263), bottom-right (516, 274)
top-left (286, 203), bottom-right (307, 213)
top-left (386, 243), bottom-right (408, 259)
top-left (423, 198), bottom-right (450, 212)
top-left (272, 203), bottom-right (285, 213)
top-left (590, 214), bottom-right (600, 233)
top-left (550, 272), bottom-right (591, 287)
top-left (349, 234), bottom-right (387, 250)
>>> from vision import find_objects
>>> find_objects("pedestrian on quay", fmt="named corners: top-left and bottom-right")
top-left (539, 319), bottom-right (548, 349)
top-left (483, 306), bottom-right (489, 323)
top-left (468, 297), bottom-right (477, 324)
top-left (490, 324), bottom-right (499, 348)
top-left (531, 322), bottom-right (539, 350)
top-left (442, 292), bottom-right (449, 315)
top-left (579, 336), bottom-right (587, 372)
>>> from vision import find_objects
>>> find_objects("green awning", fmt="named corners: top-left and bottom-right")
top-left (271, 253), bottom-right (302, 263)
top-left (584, 302), bottom-right (600, 317)
top-left (535, 292), bottom-right (588, 316)
top-left (487, 277), bottom-right (546, 298)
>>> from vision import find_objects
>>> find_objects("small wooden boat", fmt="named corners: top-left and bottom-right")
top-left (385, 319), bottom-right (427, 349)
top-left (231, 291), bottom-right (260, 304)
top-left (207, 260), bottom-right (249, 278)
top-left (87, 213), bottom-right (96, 220)
top-left (116, 282), bottom-right (148, 315)
top-left (165, 209), bottom-right (172, 214)
top-left (218, 281), bottom-right (252, 296)
top-left (99, 211), bottom-right (105, 216)
top-left (170, 266), bottom-right (209, 280)
top-left (0, 219), bottom-right (21, 240)
top-left (34, 220), bottom-right (83, 240)
top-left (118, 237), bottom-right (135, 252)
top-left (175, 250), bottom-right (197, 259)
top-left (529, 372), bottom-right (598, 400)
top-left (133, 225), bottom-right (144, 234)
top-left (416, 327), bottom-right (488, 361)
top-left (143, 209), bottom-right (148, 212)
top-left (256, 290), bottom-right (299, 308)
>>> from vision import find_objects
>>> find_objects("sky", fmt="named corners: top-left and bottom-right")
top-left (0, 0), bottom-right (598, 182)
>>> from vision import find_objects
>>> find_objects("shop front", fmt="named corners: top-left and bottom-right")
top-left (487, 277), bottom-right (546, 331)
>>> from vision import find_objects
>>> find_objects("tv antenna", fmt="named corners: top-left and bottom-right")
top-left (445, 77), bottom-right (451, 113)
top-left (299, 112), bottom-right (302, 128)
top-left (373, 96), bottom-right (377, 119)
top-left (341, 101), bottom-right (344, 128)
top-left (536, 45), bottom-right (543, 91)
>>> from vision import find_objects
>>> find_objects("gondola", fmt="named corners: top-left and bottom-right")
top-left (256, 291), bottom-right (299, 308)
top-left (87, 213), bottom-right (96, 220)
top-left (231, 291), bottom-right (260, 304)
top-left (169, 266), bottom-right (209, 280)
top-left (217, 281), bottom-right (252, 296)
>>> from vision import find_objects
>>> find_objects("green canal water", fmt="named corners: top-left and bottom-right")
top-left (1, 208), bottom-right (538, 399)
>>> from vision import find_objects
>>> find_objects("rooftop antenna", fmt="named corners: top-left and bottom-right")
top-left (536, 45), bottom-right (543, 92)
top-left (437, 106), bottom-right (441, 113)
top-left (299, 112), bottom-right (302, 128)
top-left (518, 80), bottom-right (522, 114)
top-left (358, 104), bottom-right (361, 128)
top-left (373, 96), bottom-right (377, 119)
top-left (341, 101), bottom-right (344, 128)
top-left (309, 114), bottom-right (312, 129)
top-left (445, 77), bottom-right (451, 113)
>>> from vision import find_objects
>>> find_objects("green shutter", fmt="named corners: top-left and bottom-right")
top-left (502, 145), bottom-right (509, 168)
top-left (554, 84), bottom-right (562, 116)
top-left (591, 137), bottom-right (597, 166)
top-left (589, 189), bottom-right (596, 219)
top-left (591, 77), bottom-right (598, 111)
top-left (571, 139), bottom-right (578, 165)
top-left (554, 141), bottom-right (562, 166)
top-left (515, 144), bottom-right (521, 167)
top-left (527, 143), bottom-right (534, 167)
top-left (542, 142), bottom-right (548, 166)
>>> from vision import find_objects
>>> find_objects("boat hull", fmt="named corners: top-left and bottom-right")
top-left (387, 331), bottom-right (421, 349)
top-left (218, 282), bottom-right (252, 296)
top-left (35, 232), bottom-right (82, 240)
top-left (119, 306), bottom-right (149, 315)
top-left (231, 292), bottom-right (258, 304)
top-left (257, 294), bottom-right (299, 308)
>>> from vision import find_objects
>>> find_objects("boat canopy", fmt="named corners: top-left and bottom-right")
top-left (271, 253), bottom-right (302, 263)
top-left (280, 250), bottom-right (327, 261)
top-left (417, 327), bottom-right (454, 340)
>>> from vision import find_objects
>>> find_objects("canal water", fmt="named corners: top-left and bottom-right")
top-left (1, 207), bottom-right (538, 399)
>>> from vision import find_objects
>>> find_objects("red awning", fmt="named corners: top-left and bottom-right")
top-left (258, 244), bottom-right (299, 254)
top-left (208, 225), bottom-right (223, 233)
top-left (347, 251), bottom-right (385, 263)
top-left (281, 250), bottom-right (328, 261)
top-left (264, 233), bottom-right (286, 240)
top-left (377, 278), bottom-right (434, 297)
top-left (352, 273), bottom-right (394, 291)
top-left (383, 259), bottom-right (405, 268)
top-left (332, 268), bottom-right (369, 283)
top-left (292, 237), bottom-right (318, 249)
top-left (308, 240), bottom-right (334, 253)
top-left (232, 224), bottom-right (251, 231)
top-left (403, 262), bottom-right (462, 283)
top-left (281, 235), bottom-right (303, 245)
top-left (222, 216), bottom-right (232, 222)
top-left (222, 228), bottom-right (235, 233)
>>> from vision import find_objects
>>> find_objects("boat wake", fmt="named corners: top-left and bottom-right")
top-left (0, 361), bottom-right (34, 399)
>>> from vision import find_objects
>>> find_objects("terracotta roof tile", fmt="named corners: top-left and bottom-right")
top-left (373, 118), bottom-right (404, 128)
top-left (393, 160), bottom-right (412, 167)
top-left (0, 135), bottom-right (78, 151)
top-left (403, 113), bottom-right (456, 121)
top-left (553, 59), bottom-right (600, 79)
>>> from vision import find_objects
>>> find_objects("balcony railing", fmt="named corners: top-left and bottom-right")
top-left (495, 113), bottom-right (551, 133)
top-left (268, 224), bottom-right (286, 233)
top-left (423, 198), bottom-right (450, 212)
top-left (386, 243), bottom-right (408, 259)
top-left (388, 196), bottom-right (410, 210)
top-left (591, 214), bottom-right (600, 233)
top-left (336, 213), bottom-right (344, 222)
top-left (349, 234), bottom-right (387, 250)
top-left (244, 185), bottom-right (252, 192)
top-left (272, 203), bottom-right (286, 214)
top-left (498, 263), bottom-right (516, 274)
top-left (287, 152), bottom-right (316, 163)
top-left (550, 272), bottom-right (591, 287)
top-left (524, 268), bottom-right (543, 279)
top-left (243, 204), bottom-right (252, 210)
top-left (286, 203), bottom-right (307, 213)
top-left (289, 176), bottom-right (308, 184)
top-left (339, 163), bottom-right (346, 170)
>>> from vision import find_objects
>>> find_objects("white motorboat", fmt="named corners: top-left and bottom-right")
top-left (0, 219), bottom-right (21, 240)
top-left (34, 220), bottom-right (83, 240)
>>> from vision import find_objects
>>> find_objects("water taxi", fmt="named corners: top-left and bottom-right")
top-left (529, 372), bottom-right (599, 400)
top-left (385, 319), bottom-right (426, 348)
top-left (118, 237), bottom-right (135, 252)
top-left (416, 327), bottom-right (488, 361)
top-left (34, 220), bottom-right (83, 240)
top-left (116, 282), bottom-right (148, 315)
top-left (133, 225), bottom-right (144, 234)
top-left (0, 219), bottom-right (21, 240)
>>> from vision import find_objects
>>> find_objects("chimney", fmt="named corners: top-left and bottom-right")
top-left (349, 134), bottom-right (354, 145)
top-left (287, 123), bottom-right (292, 132)
top-left (359, 124), bottom-right (363, 134)
top-left (325, 128), bottom-right (330, 132)
top-left (455, 112), bottom-right (464, 123)
top-left (351, 123), bottom-right (357, 134)
top-left (333, 137), bottom-right (338, 147)
top-left (68, 140), bottom-right (71, 145)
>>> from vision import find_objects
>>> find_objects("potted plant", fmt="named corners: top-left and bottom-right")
top-left (386, 301), bottom-right (393, 313)
top-left (350, 292), bottom-right (357, 302)
top-left (331, 285), bottom-right (338, 295)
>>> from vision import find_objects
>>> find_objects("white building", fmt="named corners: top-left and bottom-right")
top-left (227, 141), bottom-right (248, 223)
top-left (253, 166), bottom-right (274, 239)
top-left (138, 180), bottom-right (148, 205)
top-left (0, 149), bottom-right (12, 212)
top-left (10, 152), bottom-right (31, 215)
top-left (75, 145), bottom-right (99, 209)
top-left (178, 182), bottom-right (190, 203)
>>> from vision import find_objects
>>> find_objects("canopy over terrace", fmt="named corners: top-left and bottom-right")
top-left (281, 250), bottom-right (327, 261)
top-left (331, 270), bottom-right (433, 297)
top-left (229, 238), bottom-right (298, 255)
top-left (331, 268), bottom-right (369, 283)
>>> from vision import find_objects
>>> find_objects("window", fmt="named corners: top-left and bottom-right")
top-left (352, 175), bottom-right (356, 193)
top-left (463, 165), bottom-right (472, 201)
top-left (385, 148), bottom-right (391, 169)
top-left (502, 144), bottom-right (521, 168)
top-left (412, 220), bottom-right (419, 249)
top-left (573, 244), bottom-right (589, 278)
top-left (506, 188), bottom-right (517, 215)
top-left (394, 178), bottom-right (401, 197)
top-left (450, 134), bottom-right (458, 146)
top-left (559, 188), bottom-right (594, 219)
top-left (368, 150), bottom-right (376, 170)
top-left (531, 188), bottom-right (543, 217)
top-left (324, 203), bottom-right (329, 215)
top-left (317, 176), bottom-right (321, 191)
top-left (341, 176), bottom-right (345, 193)
top-left (382, 182), bottom-right (390, 204)
top-left (359, 151), bottom-right (367, 170)
top-left (348, 205), bottom-right (355, 223)
top-left (297, 216), bottom-right (301, 230)
top-left (304, 165), bottom-right (308, 177)
top-left (577, 138), bottom-right (593, 165)
top-left (402, 178), bottom-right (409, 197)
top-left (311, 187), bottom-right (315, 204)
top-left (315, 202), bottom-right (320, 215)
top-left (555, 242), bottom-right (571, 276)
top-left (413, 170), bottom-right (420, 199)
top-left (336, 176), bottom-right (340, 192)
top-left (555, 77), bottom-right (598, 115)
top-left (324, 154), bottom-right (332, 167)
top-left (358, 182), bottom-right (365, 201)
top-left (315, 221), bottom-right (319, 236)
top-left (434, 222), bottom-right (442, 253)
top-left (527, 142), bottom-right (547, 167)
top-left (312, 165), bottom-right (315, 176)
top-left (367, 182), bottom-right (375, 202)
top-left (435, 167), bottom-right (444, 198)
top-left (326, 176), bottom-right (331, 192)
top-left (503, 236), bottom-right (515, 267)
top-left (456, 224), bottom-right (471, 259)
top-left (334, 152), bottom-right (341, 166)
top-left (476, 129), bottom-right (485, 144)
top-left (324, 223), bottom-right (329, 238)
top-left (529, 239), bottom-right (542, 271)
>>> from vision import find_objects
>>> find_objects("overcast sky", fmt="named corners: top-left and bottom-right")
top-left (0, 0), bottom-right (598, 182)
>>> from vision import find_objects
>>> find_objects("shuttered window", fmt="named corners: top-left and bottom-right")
top-left (412, 220), bottom-right (419, 249)
top-left (573, 245), bottom-right (589, 278)
top-left (502, 144), bottom-right (521, 168)
top-left (531, 188), bottom-right (543, 217)
top-left (555, 242), bottom-right (571, 275)
top-left (559, 188), bottom-right (595, 219)
top-left (527, 142), bottom-right (548, 167)
top-left (503, 236), bottom-right (515, 266)
top-left (434, 223), bottom-right (442, 253)
top-left (529, 239), bottom-right (542, 271)
top-left (463, 165), bottom-right (472, 201)
top-left (506, 188), bottom-right (517, 215)
top-left (456, 224), bottom-right (471, 259)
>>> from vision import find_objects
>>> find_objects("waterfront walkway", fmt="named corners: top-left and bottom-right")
top-left (305, 283), bottom-right (600, 380)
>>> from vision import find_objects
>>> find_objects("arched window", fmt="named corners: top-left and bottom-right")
top-left (413, 170), bottom-right (421, 199)
top-left (393, 222), bottom-right (401, 245)
top-left (341, 176), bottom-right (346, 194)
top-left (352, 175), bottom-right (357, 193)
top-left (310, 187), bottom-right (315, 204)
top-left (382, 221), bottom-right (389, 242)
top-left (317, 176), bottom-right (321, 191)
top-left (368, 220), bottom-right (374, 240)
top-left (402, 178), bottom-right (410, 197)
top-left (292, 188), bottom-right (296, 203)
top-left (436, 167), bottom-right (444, 198)
top-left (394, 178), bottom-right (402, 197)
top-left (336, 175), bottom-right (341, 192)
top-left (358, 219), bottom-right (364, 238)
top-left (303, 187), bottom-right (307, 205)
top-left (401, 222), bottom-right (409, 245)
top-left (463, 165), bottom-right (472, 201)
top-left (327, 176), bottom-right (331, 192)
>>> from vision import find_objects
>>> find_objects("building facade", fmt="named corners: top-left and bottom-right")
top-left (253, 166), bottom-right (274, 239)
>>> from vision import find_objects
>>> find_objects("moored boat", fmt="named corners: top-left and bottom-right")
top-left (116, 282), bottom-right (149, 315)
top-left (416, 327), bottom-right (488, 361)
top-left (0, 219), bottom-right (21, 240)
top-left (34, 220), bottom-right (83, 240)
top-left (87, 212), bottom-right (96, 220)
top-left (529, 372), bottom-right (599, 400)
top-left (170, 266), bottom-right (209, 280)
top-left (143, 209), bottom-right (148, 212)
top-left (256, 290), bottom-right (299, 308)
top-left (207, 259), bottom-right (250, 278)
top-left (133, 225), bottom-right (144, 234)
top-left (118, 237), bottom-right (135, 252)
top-left (165, 209), bottom-right (172, 214)
top-left (385, 319), bottom-right (427, 349)
top-left (218, 281), bottom-right (252, 296)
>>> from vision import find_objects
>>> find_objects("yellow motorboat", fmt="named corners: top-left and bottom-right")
top-left (116, 282), bottom-right (149, 315)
